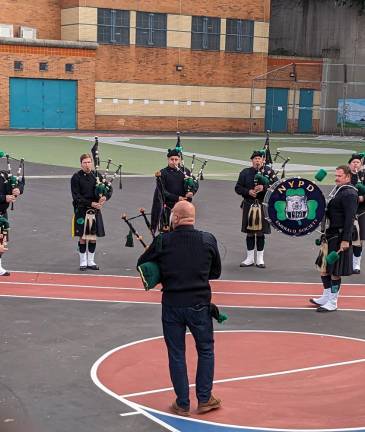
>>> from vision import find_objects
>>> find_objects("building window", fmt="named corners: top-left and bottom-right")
top-left (97, 9), bottom-right (130, 45)
top-left (14, 61), bottom-right (23, 71)
top-left (136, 12), bottom-right (167, 48)
top-left (65, 63), bottom-right (74, 73)
top-left (225, 19), bottom-right (254, 53)
top-left (191, 16), bottom-right (220, 51)
top-left (39, 62), bottom-right (48, 71)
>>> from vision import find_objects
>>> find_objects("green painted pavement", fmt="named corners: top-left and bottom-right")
top-left (0, 135), bottom-right (362, 184)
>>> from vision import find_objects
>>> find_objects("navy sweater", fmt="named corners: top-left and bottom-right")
top-left (137, 225), bottom-right (221, 307)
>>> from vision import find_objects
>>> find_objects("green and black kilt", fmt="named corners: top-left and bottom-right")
top-left (315, 229), bottom-right (353, 276)
top-left (73, 207), bottom-right (105, 238)
top-left (241, 199), bottom-right (271, 234)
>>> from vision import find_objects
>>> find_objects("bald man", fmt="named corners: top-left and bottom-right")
top-left (137, 201), bottom-right (221, 416)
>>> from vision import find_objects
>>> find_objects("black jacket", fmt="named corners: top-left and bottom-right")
top-left (0, 171), bottom-right (25, 213)
top-left (158, 166), bottom-right (192, 206)
top-left (137, 225), bottom-right (221, 307)
top-left (151, 166), bottom-right (194, 232)
top-left (71, 170), bottom-right (112, 211)
top-left (351, 170), bottom-right (365, 213)
top-left (327, 184), bottom-right (358, 242)
top-left (235, 166), bottom-right (278, 204)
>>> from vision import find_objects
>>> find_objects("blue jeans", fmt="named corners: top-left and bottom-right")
top-left (162, 303), bottom-right (214, 410)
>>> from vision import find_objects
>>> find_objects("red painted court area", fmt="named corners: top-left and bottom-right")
top-left (1, 272), bottom-right (365, 430)
top-left (0, 271), bottom-right (364, 310)
top-left (95, 331), bottom-right (365, 430)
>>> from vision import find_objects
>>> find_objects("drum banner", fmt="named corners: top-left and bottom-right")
top-left (264, 177), bottom-right (326, 237)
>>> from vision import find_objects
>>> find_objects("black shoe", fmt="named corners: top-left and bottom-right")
top-left (87, 264), bottom-right (99, 270)
top-left (317, 306), bottom-right (336, 313)
top-left (0, 271), bottom-right (10, 276)
top-left (256, 264), bottom-right (266, 269)
top-left (353, 269), bottom-right (360, 274)
top-left (80, 266), bottom-right (87, 271)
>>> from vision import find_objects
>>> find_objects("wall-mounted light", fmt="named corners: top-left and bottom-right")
top-left (289, 63), bottom-right (297, 81)
top-left (175, 64), bottom-right (183, 72)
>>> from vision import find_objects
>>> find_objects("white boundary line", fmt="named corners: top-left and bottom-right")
top-left (121, 357), bottom-right (365, 398)
top-left (90, 334), bottom-right (180, 432)
top-left (90, 330), bottom-right (365, 432)
top-left (1, 295), bottom-right (364, 312)
top-left (1, 281), bottom-right (364, 298)
top-left (8, 271), bottom-right (365, 286)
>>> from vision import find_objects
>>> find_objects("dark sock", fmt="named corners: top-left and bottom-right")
top-left (353, 246), bottom-right (362, 258)
top-left (320, 275), bottom-right (332, 289)
top-left (331, 278), bottom-right (341, 293)
top-left (88, 242), bottom-right (96, 253)
top-left (246, 236), bottom-right (255, 251)
top-left (256, 235), bottom-right (265, 252)
top-left (78, 242), bottom-right (86, 253)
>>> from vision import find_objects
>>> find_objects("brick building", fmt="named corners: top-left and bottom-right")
top-left (0, 0), bottom-right (321, 132)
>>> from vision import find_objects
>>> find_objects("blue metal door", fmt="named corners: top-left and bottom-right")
top-left (10, 78), bottom-right (77, 129)
top-left (43, 80), bottom-right (60, 129)
top-left (10, 78), bottom-right (43, 129)
top-left (265, 88), bottom-right (289, 132)
top-left (298, 89), bottom-right (314, 133)
top-left (59, 81), bottom-right (77, 129)
top-left (44, 80), bottom-right (77, 129)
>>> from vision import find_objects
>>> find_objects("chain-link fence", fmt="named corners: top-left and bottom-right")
top-left (250, 61), bottom-right (365, 136)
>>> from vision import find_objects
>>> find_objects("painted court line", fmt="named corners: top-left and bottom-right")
top-left (90, 335), bottom-right (180, 432)
top-left (120, 357), bottom-right (365, 398)
top-left (119, 411), bottom-right (142, 417)
top-left (91, 331), bottom-right (365, 432)
top-left (10, 271), bottom-right (365, 286)
top-left (1, 295), bottom-right (364, 312)
top-left (0, 281), bottom-right (147, 292)
top-left (136, 402), bottom-right (365, 432)
top-left (1, 280), bottom-right (364, 298)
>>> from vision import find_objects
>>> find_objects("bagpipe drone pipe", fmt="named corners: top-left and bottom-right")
top-left (152, 132), bottom-right (208, 233)
top-left (174, 131), bottom-right (208, 193)
top-left (0, 151), bottom-right (25, 211)
top-left (264, 130), bottom-right (291, 180)
top-left (91, 136), bottom-right (123, 198)
top-left (121, 208), bottom-right (227, 323)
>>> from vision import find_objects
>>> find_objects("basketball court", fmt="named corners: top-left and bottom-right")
top-left (0, 138), bottom-right (364, 432)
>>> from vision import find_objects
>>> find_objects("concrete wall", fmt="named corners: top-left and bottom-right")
top-left (269, 0), bottom-right (365, 63)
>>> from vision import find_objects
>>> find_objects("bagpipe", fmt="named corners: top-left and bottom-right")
top-left (0, 151), bottom-right (25, 211)
top-left (91, 136), bottom-right (123, 198)
top-left (258, 132), bottom-right (329, 238)
top-left (263, 130), bottom-right (291, 179)
top-left (173, 131), bottom-right (207, 194)
top-left (122, 208), bottom-right (154, 249)
top-left (122, 208), bottom-right (228, 323)
top-left (314, 180), bottom-right (360, 269)
top-left (251, 131), bottom-right (290, 188)
top-left (312, 154), bottom-right (365, 268)
top-left (153, 132), bottom-right (208, 233)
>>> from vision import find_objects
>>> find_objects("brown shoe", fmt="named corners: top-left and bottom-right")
top-left (197, 395), bottom-right (221, 414)
top-left (169, 402), bottom-right (190, 417)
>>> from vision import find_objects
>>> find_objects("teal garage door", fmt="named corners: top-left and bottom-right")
top-left (10, 78), bottom-right (77, 129)
top-left (265, 88), bottom-right (289, 132)
top-left (298, 89), bottom-right (314, 133)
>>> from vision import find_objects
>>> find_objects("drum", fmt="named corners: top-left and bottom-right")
top-left (263, 177), bottom-right (326, 237)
